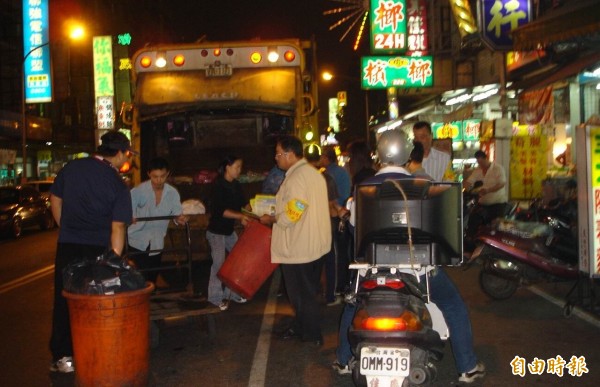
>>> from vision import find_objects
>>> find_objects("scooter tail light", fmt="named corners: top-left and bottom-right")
top-left (361, 278), bottom-right (405, 290)
top-left (352, 309), bottom-right (422, 332)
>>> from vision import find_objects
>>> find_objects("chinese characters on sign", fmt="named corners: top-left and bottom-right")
top-left (361, 56), bottom-right (433, 89)
top-left (590, 127), bottom-right (600, 275)
top-left (370, 0), bottom-right (407, 53)
top-left (406, 0), bottom-right (428, 56)
top-left (22, 0), bottom-right (52, 103)
top-left (96, 96), bottom-right (114, 130)
top-left (510, 134), bottom-right (546, 199)
top-left (93, 36), bottom-right (115, 130)
top-left (510, 355), bottom-right (589, 377)
top-left (478, 0), bottom-right (531, 50)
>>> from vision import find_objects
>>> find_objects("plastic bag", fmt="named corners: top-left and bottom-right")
top-left (63, 249), bottom-right (146, 295)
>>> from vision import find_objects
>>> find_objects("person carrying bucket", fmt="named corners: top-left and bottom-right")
top-left (206, 155), bottom-right (253, 311)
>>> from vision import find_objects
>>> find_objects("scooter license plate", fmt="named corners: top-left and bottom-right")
top-left (359, 347), bottom-right (410, 377)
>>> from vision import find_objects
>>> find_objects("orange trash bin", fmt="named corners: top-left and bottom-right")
top-left (218, 221), bottom-right (278, 300)
top-left (63, 282), bottom-right (154, 387)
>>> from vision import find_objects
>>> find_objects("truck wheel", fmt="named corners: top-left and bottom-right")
top-left (479, 269), bottom-right (518, 300)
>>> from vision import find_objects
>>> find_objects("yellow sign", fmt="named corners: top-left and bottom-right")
top-left (510, 136), bottom-right (547, 199)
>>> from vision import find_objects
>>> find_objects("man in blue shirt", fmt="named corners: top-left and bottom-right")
top-left (49, 131), bottom-right (134, 374)
top-left (320, 148), bottom-right (352, 296)
top-left (128, 157), bottom-right (186, 283)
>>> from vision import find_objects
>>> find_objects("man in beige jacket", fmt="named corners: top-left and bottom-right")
top-left (260, 135), bottom-right (331, 346)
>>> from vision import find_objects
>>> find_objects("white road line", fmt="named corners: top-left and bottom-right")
top-left (248, 269), bottom-right (281, 387)
top-left (0, 265), bottom-right (54, 295)
top-left (528, 285), bottom-right (600, 329)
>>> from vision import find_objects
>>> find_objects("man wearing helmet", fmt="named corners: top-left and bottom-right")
top-left (332, 129), bottom-right (485, 384)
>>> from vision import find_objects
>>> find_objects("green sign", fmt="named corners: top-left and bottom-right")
top-left (370, 0), bottom-right (407, 53)
top-left (432, 122), bottom-right (462, 141)
top-left (361, 56), bottom-right (433, 89)
top-left (462, 119), bottom-right (481, 141)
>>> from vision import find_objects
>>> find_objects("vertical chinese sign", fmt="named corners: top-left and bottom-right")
top-left (510, 134), bottom-right (547, 199)
top-left (22, 0), bottom-right (52, 103)
top-left (370, 0), bottom-right (407, 53)
top-left (361, 56), bottom-right (433, 89)
top-left (93, 36), bottom-right (115, 130)
top-left (406, 0), bottom-right (428, 56)
top-left (478, 0), bottom-right (531, 51)
top-left (589, 127), bottom-right (600, 275)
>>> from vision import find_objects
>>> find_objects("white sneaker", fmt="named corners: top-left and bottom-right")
top-left (232, 297), bottom-right (247, 304)
top-left (50, 356), bottom-right (74, 373)
top-left (458, 361), bottom-right (485, 383)
top-left (218, 300), bottom-right (229, 311)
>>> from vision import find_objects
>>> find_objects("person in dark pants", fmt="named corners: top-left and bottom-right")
top-left (259, 136), bottom-right (331, 346)
top-left (48, 131), bottom-right (134, 373)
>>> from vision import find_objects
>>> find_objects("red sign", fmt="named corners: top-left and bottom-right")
top-left (406, 0), bottom-right (428, 56)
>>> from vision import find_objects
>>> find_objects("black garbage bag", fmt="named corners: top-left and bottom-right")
top-left (63, 249), bottom-right (146, 295)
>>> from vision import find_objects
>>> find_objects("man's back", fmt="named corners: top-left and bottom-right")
top-left (51, 157), bottom-right (131, 246)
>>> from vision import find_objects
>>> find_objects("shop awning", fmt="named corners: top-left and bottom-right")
top-left (512, 50), bottom-right (600, 91)
top-left (511, 0), bottom-right (600, 51)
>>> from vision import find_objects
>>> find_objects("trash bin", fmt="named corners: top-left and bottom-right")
top-left (63, 282), bottom-right (155, 386)
top-left (218, 221), bottom-right (278, 300)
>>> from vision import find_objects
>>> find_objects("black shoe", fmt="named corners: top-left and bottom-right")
top-left (279, 328), bottom-right (301, 340)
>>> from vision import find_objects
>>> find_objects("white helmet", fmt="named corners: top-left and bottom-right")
top-left (376, 129), bottom-right (411, 165)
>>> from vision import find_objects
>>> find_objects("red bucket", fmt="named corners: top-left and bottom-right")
top-left (218, 221), bottom-right (278, 300)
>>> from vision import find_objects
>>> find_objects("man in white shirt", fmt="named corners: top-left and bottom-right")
top-left (463, 150), bottom-right (508, 243)
top-left (412, 121), bottom-right (454, 181)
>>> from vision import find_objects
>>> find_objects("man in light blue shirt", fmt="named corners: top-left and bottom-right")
top-left (128, 157), bottom-right (186, 282)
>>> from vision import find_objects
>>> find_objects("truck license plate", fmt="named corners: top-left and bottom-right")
top-left (360, 347), bottom-right (410, 376)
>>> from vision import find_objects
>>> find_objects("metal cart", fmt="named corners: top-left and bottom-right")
top-left (125, 215), bottom-right (220, 346)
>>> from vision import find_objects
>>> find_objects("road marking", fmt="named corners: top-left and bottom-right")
top-left (528, 285), bottom-right (600, 329)
top-left (0, 265), bottom-right (54, 295)
top-left (248, 269), bottom-right (281, 387)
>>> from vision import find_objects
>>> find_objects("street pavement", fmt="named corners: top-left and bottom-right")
top-left (1, 230), bottom-right (599, 386)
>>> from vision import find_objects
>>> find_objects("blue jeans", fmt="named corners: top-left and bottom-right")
top-left (336, 268), bottom-right (477, 374)
top-left (206, 231), bottom-right (243, 306)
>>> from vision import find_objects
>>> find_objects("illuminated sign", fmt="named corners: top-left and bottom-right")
top-left (96, 96), bottom-right (114, 130)
top-left (22, 0), bottom-right (52, 103)
top-left (93, 36), bottom-right (115, 129)
top-left (361, 56), bottom-right (433, 89)
top-left (510, 135), bottom-right (546, 199)
top-left (432, 122), bottom-right (462, 141)
top-left (478, 0), bottom-right (531, 50)
top-left (370, 0), bottom-right (407, 53)
top-left (406, 0), bottom-right (428, 56)
top-left (463, 119), bottom-right (481, 141)
top-left (328, 98), bottom-right (340, 132)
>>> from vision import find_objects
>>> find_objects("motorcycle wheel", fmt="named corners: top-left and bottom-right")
top-left (479, 269), bottom-right (519, 300)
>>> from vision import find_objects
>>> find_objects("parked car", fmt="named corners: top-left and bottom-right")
top-left (0, 185), bottom-right (55, 238)
top-left (23, 180), bottom-right (54, 202)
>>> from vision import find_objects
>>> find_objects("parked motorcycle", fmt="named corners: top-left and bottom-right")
top-left (471, 197), bottom-right (579, 301)
top-left (348, 179), bottom-right (462, 386)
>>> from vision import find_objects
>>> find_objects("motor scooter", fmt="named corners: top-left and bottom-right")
top-left (470, 205), bottom-right (579, 301)
top-left (347, 178), bottom-right (462, 386)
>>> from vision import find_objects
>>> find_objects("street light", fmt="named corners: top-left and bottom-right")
top-left (321, 71), bottom-right (371, 147)
top-left (20, 24), bottom-right (85, 184)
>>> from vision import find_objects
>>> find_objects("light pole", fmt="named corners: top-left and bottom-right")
top-left (21, 42), bottom-right (50, 184)
top-left (321, 71), bottom-right (371, 147)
